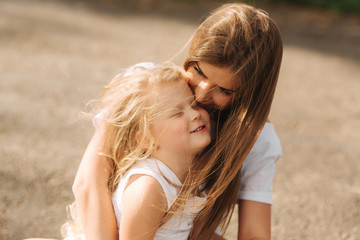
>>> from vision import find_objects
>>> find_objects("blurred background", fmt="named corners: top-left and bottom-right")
top-left (1, 0), bottom-right (359, 239)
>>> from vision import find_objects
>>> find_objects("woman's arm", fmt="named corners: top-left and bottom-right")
top-left (189, 201), bottom-right (270, 240)
top-left (72, 124), bottom-right (118, 240)
top-left (237, 200), bottom-right (271, 240)
top-left (237, 122), bottom-right (282, 240)
top-left (120, 175), bottom-right (167, 240)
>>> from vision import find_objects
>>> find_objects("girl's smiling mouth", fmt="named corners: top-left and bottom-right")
top-left (190, 125), bottom-right (206, 133)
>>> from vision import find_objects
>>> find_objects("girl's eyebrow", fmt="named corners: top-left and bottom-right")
top-left (172, 97), bottom-right (192, 110)
top-left (171, 97), bottom-right (195, 110)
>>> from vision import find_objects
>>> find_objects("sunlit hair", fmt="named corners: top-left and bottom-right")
top-left (181, 3), bottom-right (283, 238)
top-left (62, 64), bottom-right (195, 239)
top-left (100, 65), bottom-right (189, 193)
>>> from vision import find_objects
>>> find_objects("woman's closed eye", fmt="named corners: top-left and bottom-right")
top-left (218, 86), bottom-right (234, 96)
top-left (194, 63), bottom-right (206, 77)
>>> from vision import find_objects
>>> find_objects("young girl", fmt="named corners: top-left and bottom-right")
top-left (73, 3), bottom-right (283, 240)
top-left (62, 64), bottom-right (212, 240)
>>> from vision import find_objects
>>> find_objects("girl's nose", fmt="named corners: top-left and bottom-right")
top-left (190, 107), bottom-right (201, 121)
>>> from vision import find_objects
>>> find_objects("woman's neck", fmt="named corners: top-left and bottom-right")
top-left (210, 107), bottom-right (231, 128)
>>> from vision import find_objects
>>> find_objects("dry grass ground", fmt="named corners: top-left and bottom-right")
top-left (1, 0), bottom-right (359, 239)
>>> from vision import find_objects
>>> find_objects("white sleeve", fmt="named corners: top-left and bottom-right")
top-left (92, 111), bottom-right (104, 129)
top-left (237, 123), bottom-right (282, 205)
top-left (92, 62), bottom-right (158, 129)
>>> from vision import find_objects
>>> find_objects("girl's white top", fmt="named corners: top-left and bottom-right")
top-left (112, 158), bottom-right (204, 240)
top-left (94, 62), bottom-right (282, 205)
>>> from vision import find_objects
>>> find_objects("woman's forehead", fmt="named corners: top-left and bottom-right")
top-left (198, 62), bottom-right (239, 90)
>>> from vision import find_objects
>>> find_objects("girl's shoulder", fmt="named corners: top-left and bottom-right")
top-left (122, 173), bottom-right (168, 212)
top-left (113, 158), bottom-right (181, 210)
top-left (120, 173), bottom-right (168, 239)
top-left (125, 158), bottom-right (182, 190)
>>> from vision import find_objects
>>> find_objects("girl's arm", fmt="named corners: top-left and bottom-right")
top-left (120, 175), bottom-right (167, 240)
top-left (72, 124), bottom-right (118, 240)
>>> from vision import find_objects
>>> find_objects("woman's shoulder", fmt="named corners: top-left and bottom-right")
top-left (251, 122), bottom-right (282, 156)
top-left (260, 122), bottom-right (279, 139)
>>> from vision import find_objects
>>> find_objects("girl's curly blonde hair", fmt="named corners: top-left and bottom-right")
top-left (62, 64), bottom-right (193, 239)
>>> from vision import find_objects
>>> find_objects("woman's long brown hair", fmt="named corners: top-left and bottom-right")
top-left (180, 3), bottom-right (283, 238)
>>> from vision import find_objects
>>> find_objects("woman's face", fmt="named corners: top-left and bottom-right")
top-left (185, 62), bottom-right (240, 110)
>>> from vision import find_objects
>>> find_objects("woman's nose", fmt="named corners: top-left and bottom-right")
top-left (196, 80), bottom-right (211, 103)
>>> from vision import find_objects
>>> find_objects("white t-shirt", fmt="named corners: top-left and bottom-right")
top-left (93, 62), bottom-right (282, 205)
top-left (112, 158), bottom-right (204, 240)
top-left (238, 122), bottom-right (282, 204)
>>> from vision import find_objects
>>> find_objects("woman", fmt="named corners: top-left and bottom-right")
top-left (73, 3), bottom-right (283, 240)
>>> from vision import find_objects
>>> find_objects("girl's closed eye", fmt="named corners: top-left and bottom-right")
top-left (170, 110), bottom-right (184, 118)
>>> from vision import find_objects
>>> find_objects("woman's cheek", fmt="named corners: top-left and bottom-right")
top-left (214, 95), bottom-right (232, 109)
top-left (200, 109), bottom-right (210, 122)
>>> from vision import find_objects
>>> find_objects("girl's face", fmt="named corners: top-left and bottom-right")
top-left (151, 80), bottom-right (211, 157)
top-left (185, 62), bottom-right (240, 110)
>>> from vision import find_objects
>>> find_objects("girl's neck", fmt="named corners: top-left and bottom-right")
top-left (152, 151), bottom-right (195, 183)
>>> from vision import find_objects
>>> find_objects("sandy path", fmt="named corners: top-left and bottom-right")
top-left (1, 0), bottom-right (359, 239)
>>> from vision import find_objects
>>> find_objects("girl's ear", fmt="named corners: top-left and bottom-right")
top-left (135, 131), bottom-right (152, 150)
